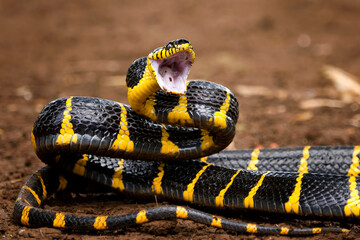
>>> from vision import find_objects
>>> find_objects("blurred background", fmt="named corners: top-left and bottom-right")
top-left (1, 1), bottom-right (360, 239)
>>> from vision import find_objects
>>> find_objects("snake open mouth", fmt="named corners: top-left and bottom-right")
top-left (150, 50), bottom-right (193, 95)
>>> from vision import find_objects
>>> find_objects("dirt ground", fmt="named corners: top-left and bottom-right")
top-left (1, 0), bottom-right (360, 239)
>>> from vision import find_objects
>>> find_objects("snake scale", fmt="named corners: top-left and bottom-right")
top-left (13, 39), bottom-right (360, 236)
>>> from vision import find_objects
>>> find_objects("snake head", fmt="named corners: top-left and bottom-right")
top-left (148, 39), bottom-right (195, 95)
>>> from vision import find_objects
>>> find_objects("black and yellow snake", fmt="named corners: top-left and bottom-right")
top-left (13, 39), bottom-right (360, 236)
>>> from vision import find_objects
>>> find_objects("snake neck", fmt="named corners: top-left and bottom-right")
top-left (127, 57), bottom-right (160, 121)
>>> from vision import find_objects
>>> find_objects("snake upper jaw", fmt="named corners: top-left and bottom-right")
top-left (150, 50), bottom-right (193, 95)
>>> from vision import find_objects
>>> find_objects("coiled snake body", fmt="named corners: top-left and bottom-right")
top-left (13, 39), bottom-right (360, 235)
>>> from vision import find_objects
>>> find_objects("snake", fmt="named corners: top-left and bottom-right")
top-left (13, 39), bottom-right (360, 236)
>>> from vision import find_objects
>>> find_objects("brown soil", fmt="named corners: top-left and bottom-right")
top-left (1, 0), bottom-right (360, 239)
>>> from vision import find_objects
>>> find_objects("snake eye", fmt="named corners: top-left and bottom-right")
top-left (165, 42), bottom-right (174, 50)
top-left (176, 39), bottom-right (189, 45)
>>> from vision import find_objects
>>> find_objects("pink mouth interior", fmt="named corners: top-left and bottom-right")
top-left (150, 51), bottom-right (192, 95)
